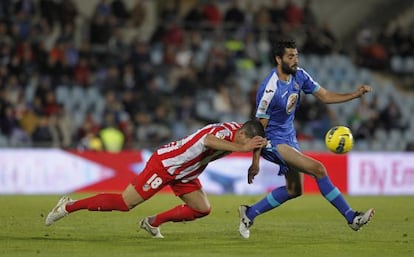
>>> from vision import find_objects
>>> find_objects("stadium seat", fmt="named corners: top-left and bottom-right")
top-left (404, 57), bottom-right (414, 73)
top-left (0, 134), bottom-right (8, 147)
top-left (390, 55), bottom-right (403, 73)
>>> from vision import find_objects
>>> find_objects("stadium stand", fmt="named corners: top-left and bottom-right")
top-left (0, 0), bottom-right (413, 151)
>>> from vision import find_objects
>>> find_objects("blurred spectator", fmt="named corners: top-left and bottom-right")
top-left (77, 131), bottom-right (103, 151)
top-left (0, 0), bottom-right (12, 19)
top-left (129, 40), bottom-right (151, 84)
top-left (39, 0), bottom-right (59, 26)
top-left (129, 0), bottom-right (147, 28)
top-left (302, 23), bottom-right (336, 55)
top-left (134, 110), bottom-right (169, 149)
top-left (102, 65), bottom-right (122, 93)
top-left (99, 111), bottom-right (124, 152)
top-left (183, 1), bottom-right (204, 30)
top-left (110, 0), bottom-right (129, 24)
top-left (377, 97), bottom-right (405, 133)
top-left (296, 95), bottom-right (333, 140)
top-left (203, 0), bottom-right (222, 29)
top-left (42, 90), bottom-right (60, 116)
top-left (302, 0), bottom-right (317, 27)
top-left (349, 97), bottom-right (379, 140)
top-left (268, 0), bottom-right (285, 27)
top-left (73, 56), bottom-right (91, 86)
top-left (100, 126), bottom-right (124, 152)
top-left (19, 105), bottom-right (39, 136)
top-left (159, 1), bottom-right (178, 22)
top-left (76, 112), bottom-right (100, 142)
top-left (248, 79), bottom-right (260, 119)
top-left (59, 0), bottom-right (78, 27)
top-left (223, 0), bottom-right (245, 32)
top-left (284, 0), bottom-right (304, 27)
top-left (162, 20), bottom-right (184, 47)
top-left (212, 82), bottom-right (233, 121)
top-left (90, 13), bottom-right (111, 46)
top-left (31, 114), bottom-right (53, 146)
top-left (356, 26), bottom-right (388, 70)
top-left (119, 117), bottom-right (136, 150)
top-left (95, 0), bottom-right (111, 18)
top-left (52, 105), bottom-right (74, 148)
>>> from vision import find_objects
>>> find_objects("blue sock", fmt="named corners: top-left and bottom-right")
top-left (246, 186), bottom-right (292, 221)
top-left (317, 176), bottom-right (355, 223)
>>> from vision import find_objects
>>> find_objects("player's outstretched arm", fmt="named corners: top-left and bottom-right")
top-left (314, 84), bottom-right (373, 104)
top-left (248, 148), bottom-right (261, 184)
top-left (204, 134), bottom-right (267, 152)
top-left (247, 118), bottom-right (269, 184)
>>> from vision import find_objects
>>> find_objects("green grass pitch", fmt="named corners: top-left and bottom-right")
top-left (0, 194), bottom-right (413, 257)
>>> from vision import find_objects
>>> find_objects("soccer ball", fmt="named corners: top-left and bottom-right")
top-left (325, 126), bottom-right (354, 154)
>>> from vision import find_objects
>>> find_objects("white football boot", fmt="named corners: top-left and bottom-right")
top-left (45, 195), bottom-right (73, 226)
top-left (348, 208), bottom-right (375, 231)
top-left (238, 205), bottom-right (254, 239)
top-left (139, 217), bottom-right (164, 238)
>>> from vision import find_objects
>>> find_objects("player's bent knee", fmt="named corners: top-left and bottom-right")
top-left (312, 161), bottom-right (327, 179)
top-left (192, 207), bottom-right (211, 219)
top-left (122, 184), bottom-right (146, 209)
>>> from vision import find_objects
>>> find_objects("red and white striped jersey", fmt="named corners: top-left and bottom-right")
top-left (155, 122), bottom-right (241, 182)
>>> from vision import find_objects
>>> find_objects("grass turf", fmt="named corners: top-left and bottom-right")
top-left (0, 194), bottom-right (413, 257)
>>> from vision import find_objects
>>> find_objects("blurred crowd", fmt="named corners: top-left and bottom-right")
top-left (0, 0), bottom-right (410, 151)
top-left (355, 14), bottom-right (414, 84)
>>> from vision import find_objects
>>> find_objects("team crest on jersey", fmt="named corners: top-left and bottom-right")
top-left (286, 93), bottom-right (298, 114)
top-left (216, 130), bottom-right (230, 139)
top-left (142, 184), bottom-right (150, 192)
top-left (294, 83), bottom-right (299, 90)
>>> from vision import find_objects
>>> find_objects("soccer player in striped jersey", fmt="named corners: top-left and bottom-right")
top-left (45, 120), bottom-right (267, 238)
top-left (238, 39), bottom-right (375, 239)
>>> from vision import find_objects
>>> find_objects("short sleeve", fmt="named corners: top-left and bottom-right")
top-left (300, 69), bottom-right (320, 94)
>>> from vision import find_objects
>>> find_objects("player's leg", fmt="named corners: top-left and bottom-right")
top-left (239, 166), bottom-right (302, 238)
top-left (64, 175), bottom-right (154, 214)
top-left (46, 157), bottom-right (167, 226)
top-left (277, 144), bottom-right (374, 229)
top-left (145, 179), bottom-right (210, 227)
top-left (244, 167), bottom-right (302, 222)
top-left (239, 144), bottom-right (301, 238)
top-left (152, 189), bottom-right (211, 227)
top-left (45, 184), bottom-right (145, 226)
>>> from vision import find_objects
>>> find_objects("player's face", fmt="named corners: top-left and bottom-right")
top-left (234, 131), bottom-right (250, 145)
top-left (281, 48), bottom-right (298, 75)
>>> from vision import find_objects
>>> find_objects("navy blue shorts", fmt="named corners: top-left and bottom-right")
top-left (261, 138), bottom-right (301, 175)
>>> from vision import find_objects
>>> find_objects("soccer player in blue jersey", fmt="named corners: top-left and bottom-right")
top-left (238, 39), bottom-right (375, 239)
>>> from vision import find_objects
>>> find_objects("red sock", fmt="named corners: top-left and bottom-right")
top-left (151, 204), bottom-right (211, 227)
top-left (66, 193), bottom-right (129, 213)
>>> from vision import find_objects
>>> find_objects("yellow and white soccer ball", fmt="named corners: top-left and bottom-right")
top-left (324, 126), bottom-right (354, 154)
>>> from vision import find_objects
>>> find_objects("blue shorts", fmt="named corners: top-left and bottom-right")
top-left (261, 138), bottom-right (301, 176)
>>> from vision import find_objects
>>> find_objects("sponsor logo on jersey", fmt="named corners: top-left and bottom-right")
top-left (265, 89), bottom-right (274, 93)
top-left (286, 93), bottom-right (298, 114)
top-left (258, 99), bottom-right (268, 112)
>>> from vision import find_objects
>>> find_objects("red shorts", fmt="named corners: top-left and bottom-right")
top-left (131, 155), bottom-right (202, 200)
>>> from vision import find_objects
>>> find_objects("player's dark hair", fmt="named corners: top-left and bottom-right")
top-left (241, 120), bottom-right (265, 138)
top-left (271, 38), bottom-right (297, 66)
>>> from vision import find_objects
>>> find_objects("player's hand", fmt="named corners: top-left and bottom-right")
top-left (247, 164), bottom-right (260, 184)
top-left (356, 84), bottom-right (372, 97)
top-left (243, 136), bottom-right (267, 152)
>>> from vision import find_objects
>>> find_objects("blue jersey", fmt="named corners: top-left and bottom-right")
top-left (255, 68), bottom-right (320, 174)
